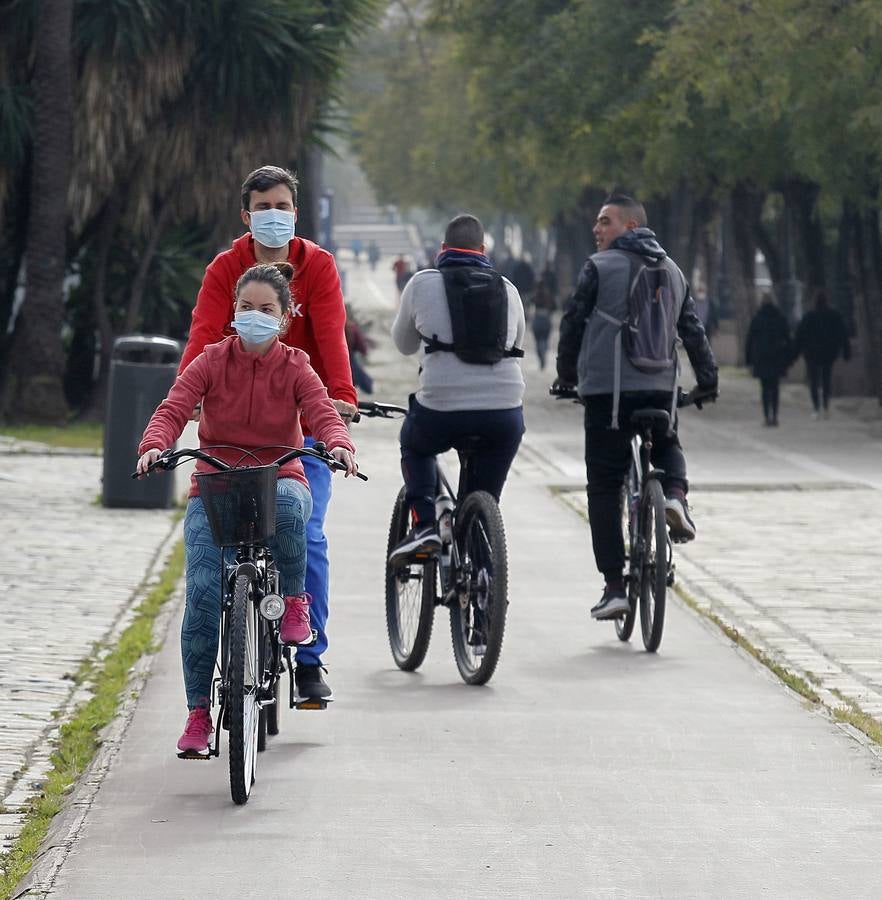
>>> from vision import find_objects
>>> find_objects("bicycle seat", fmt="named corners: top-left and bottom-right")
top-left (629, 409), bottom-right (671, 433)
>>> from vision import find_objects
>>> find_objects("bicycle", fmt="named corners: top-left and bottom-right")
top-left (550, 385), bottom-right (715, 652)
top-left (134, 443), bottom-right (366, 804)
top-left (354, 401), bottom-right (509, 685)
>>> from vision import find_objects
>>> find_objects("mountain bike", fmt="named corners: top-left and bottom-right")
top-left (135, 443), bottom-right (366, 804)
top-left (355, 401), bottom-right (509, 685)
top-left (551, 385), bottom-right (715, 652)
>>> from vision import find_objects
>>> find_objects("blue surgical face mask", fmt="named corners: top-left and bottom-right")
top-left (231, 309), bottom-right (281, 344)
top-left (249, 209), bottom-right (295, 248)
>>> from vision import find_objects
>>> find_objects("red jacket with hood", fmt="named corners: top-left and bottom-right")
top-left (179, 234), bottom-right (356, 433)
top-left (141, 336), bottom-right (356, 497)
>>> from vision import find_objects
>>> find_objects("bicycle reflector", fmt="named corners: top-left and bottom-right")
top-left (260, 593), bottom-right (285, 621)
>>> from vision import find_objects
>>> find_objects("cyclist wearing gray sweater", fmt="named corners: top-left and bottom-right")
top-left (390, 214), bottom-right (526, 563)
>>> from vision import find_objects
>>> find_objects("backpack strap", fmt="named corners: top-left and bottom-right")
top-left (593, 308), bottom-right (625, 429)
top-left (416, 331), bottom-right (524, 359)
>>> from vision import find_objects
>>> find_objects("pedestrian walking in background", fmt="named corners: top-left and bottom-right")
top-left (530, 277), bottom-right (557, 370)
top-left (344, 303), bottom-right (375, 395)
top-left (367, 240), bottom-right (380, 271)
top-left (694, 287), bottom-right (719, 344)
top-left (793, 288), bottom-right (850, 420)
top-left (745, 293), bottom-right (791, 427)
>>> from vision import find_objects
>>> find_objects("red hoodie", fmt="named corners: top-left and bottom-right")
top-left (179, 234), bottom-right (357, 432)
top-left (140, 336), bottom-right (356, 497)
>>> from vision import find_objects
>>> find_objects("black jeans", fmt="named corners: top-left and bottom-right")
top-left (760, 376), bottom-right (780, 422)
top-left (399, 397), bottom-right (525, 524)
top-left (806, 360), bottom-right (833, 411)
top-left (583, 393), bottom-right (687, 581)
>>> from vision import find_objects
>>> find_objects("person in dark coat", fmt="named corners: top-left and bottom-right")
top-left (745, 294), bottom-right (791, 426)
top-left (793, 288), bottom-right (850, 419)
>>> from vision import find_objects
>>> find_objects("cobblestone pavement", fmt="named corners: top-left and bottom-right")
top-left (0, 439), bottom-right (186, 851)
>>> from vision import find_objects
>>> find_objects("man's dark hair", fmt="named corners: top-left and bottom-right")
top-left (444, 214), bottom-right (484, 250)
top-left (604, 193), bottom-right (647, 227)
top-left (241, 166), bottom-right (299, 210)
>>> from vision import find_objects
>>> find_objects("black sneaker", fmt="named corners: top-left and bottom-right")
top-left (294, 664), bottom-right (333, 701)
top-left (590, 588), bottom-right (630, 620)
top-left (388, 524), bottom-right (441, 567)
top-left (665, 496), bottom-right (696, 542)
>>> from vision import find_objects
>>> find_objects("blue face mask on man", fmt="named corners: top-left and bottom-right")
top-left (231, 309), bottom-right (281, 344)
top-left (249, 208), bottom-right (296, 248)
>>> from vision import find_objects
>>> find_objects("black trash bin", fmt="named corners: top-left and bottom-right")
top-left (102, 334), bottom-right (182, 508)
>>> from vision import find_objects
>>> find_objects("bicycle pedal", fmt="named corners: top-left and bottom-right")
top-left (176, 750), bottom-right (212, 761)
top-left (295, 698), bottom-right (330, 711)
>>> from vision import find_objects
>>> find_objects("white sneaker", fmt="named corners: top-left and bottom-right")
top-left (665, 497), bottom-right (696, 542)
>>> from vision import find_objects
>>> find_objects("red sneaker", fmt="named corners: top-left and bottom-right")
top-left (177, 707), bottom-right (213, 755)
top-left (280, 592), bottom-right (312, 645)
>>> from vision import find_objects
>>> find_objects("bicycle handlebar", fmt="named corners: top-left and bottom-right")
top-left (352, 400), bottom-right (408, 423)
top-left (131, 443), bottom-right (368, 481)
top-left (549, 384), bottom-right (719, 410)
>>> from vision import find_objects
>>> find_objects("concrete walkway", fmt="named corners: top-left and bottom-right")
top-left (7, 257), bottom-right (882, 898)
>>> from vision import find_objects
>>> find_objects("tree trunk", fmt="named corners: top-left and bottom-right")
top-left (125, 202), bottom-right (172, 333)
top-left (79, 197), bottom-right (123, 420)
top-left (3, 0), bottom-right (73, 423)
top-left (726, 184), bottom-right (762, 362)
top-left (784, 178), bottom-right (826, 297)
top-left (851, 201), bottom-right (882, 402)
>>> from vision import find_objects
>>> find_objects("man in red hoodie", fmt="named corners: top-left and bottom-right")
top-left (179, 165), bottom-right (357, 702)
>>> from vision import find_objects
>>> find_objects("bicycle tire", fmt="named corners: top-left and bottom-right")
top-left (228, 573), bottom-right (260, 804)
top-left (257, 619), bottom-right (278, 751)
top-left (615, 467), bottom-right (639, 643)
top-left (639, 479), bottom-right (668, 652)
top-left (385, 486), bottom-right (436, 671)
top-left (450, 491), bottom-right (508, 685)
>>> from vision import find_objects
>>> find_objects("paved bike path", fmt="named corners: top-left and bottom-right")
top-left (39, 261), bottom-right (882, 898)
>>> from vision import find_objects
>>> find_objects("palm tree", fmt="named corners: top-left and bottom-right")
top-left (4, 0), bottom-right (73, 423)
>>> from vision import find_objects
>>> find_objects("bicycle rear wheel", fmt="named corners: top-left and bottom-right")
top-left (615, 466), bottom-right (639, 643)
top-left (228, 573), bottom-right (260, 804)
top-left (450, 491), bottom-right (508, 685)
top-left (639, 479), bottom-right (668, 652)
top-left (385, 486), bottom-right (436, 670)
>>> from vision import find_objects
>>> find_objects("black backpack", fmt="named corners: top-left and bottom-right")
top-left (621, 258), bottom-right (679, 373)
top-left (419, 266), bottom-right (524, 365)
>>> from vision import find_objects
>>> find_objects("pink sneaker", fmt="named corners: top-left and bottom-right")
top-left (280, 592), bottom-right (312, 645)
top-left (177, 707), bottom-right (213, 755)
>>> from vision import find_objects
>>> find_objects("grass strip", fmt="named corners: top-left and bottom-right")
top-left (675, 584), bottom-right (821, 704)
top-left (830, 691), bottom-right (882, 747)
top-left (0, 422), bottom-right (103, 451)
top-left (0, 539), bottom-right (184, 899)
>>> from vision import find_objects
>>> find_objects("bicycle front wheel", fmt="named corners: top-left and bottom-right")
top-left (450, 491), bottom-right (508, 685)
top-left (228, 573), bottom-right (260, 804)
top-left (615, 467), bottom-right (639, 643)
top-left (385, 487), bottom-right (436, 671)
top-left (639, 479), bottom-right (668, 653)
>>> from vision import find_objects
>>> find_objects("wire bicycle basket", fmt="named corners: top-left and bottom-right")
top-left (195, 464), bottom-right (279, 546)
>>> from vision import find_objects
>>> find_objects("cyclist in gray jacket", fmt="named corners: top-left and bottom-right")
top-left (390, 214), bottom-right (526, 564)
top-left (554, 194), bottom-right (717, 620)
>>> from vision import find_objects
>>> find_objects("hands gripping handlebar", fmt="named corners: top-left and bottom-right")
top-left (548, 383), bottom-right (718, 410)
top-left (132, 444), bottom-right (368, 480)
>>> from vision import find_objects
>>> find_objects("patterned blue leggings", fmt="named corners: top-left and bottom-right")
top-left (181, 478), bottom-right (312, 709)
